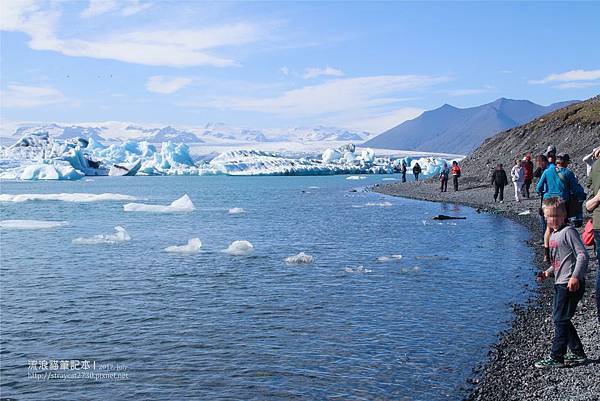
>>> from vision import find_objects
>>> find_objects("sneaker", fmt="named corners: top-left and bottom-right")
top-left (534, 357), bottom-right (564, 368)
top-left (564, 353), bottom-right (587, 365)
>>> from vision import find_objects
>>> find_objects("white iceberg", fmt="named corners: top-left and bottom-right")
top-left (20, 162), bottom-right (84, 180)
top-left (123, 194), bottom-right (194, 213)
top-left (228, 207), bottom-right (246, 214)
top-left (0, 220), bottom-right (68, 230)
top-left (224, 240), bottom-right (254, 256)
top-left (285, 252), bottom-right (314, 264)
top-left (0, 193), bottom-right (137, 203)
top-left (164, 238), bottom-right (202, 254)
top-left (72, 226), bottom-right (131, 244)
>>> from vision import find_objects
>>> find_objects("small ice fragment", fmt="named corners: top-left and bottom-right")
top-left (422, 220), bottom-right (427, 226)
top-left (0, 220), bottom-right (68, 230)
top-left (72, 226), bottom-right (131, 245)
top-left (365, 201), bottom-right (392, 207)
top-left (377, 254), bottom-right (403, 262)
top-left (308, 186), bottom-right (320, 189)
top-left (345, 265), bottom-right (372, 273)
top-left (228, 207), bottom-right (246, 214)
top-left (392, 254), bottom-right (402, 259)
top-left (285, 252), bottom-right (314, 264)
top-left (0, 193), bottom-right (137, 203)
top-left (518, 210), bottom-right (531, 216)
top-left (346, 175), bottom-right (367, 180)
top-left (164, 238), bottom-right (202, 254)
top-left (224, 240), bottom-right (254, 256)
top-left (382, 178), bottom-right (398, 181)
top-left (123, 194), bottom-right (194, 213)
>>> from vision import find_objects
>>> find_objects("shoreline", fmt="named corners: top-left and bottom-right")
top-left (372, 179), bottom-right (599, 401)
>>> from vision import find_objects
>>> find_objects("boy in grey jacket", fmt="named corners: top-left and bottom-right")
top-left (535, 197), bottom-right (589, 368)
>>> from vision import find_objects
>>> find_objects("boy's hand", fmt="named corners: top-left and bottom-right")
top-left (567, 277), bottom-right (580, 292)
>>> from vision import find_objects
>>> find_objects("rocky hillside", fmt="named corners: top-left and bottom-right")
top-left (459, 95), bottom-right (600, 184)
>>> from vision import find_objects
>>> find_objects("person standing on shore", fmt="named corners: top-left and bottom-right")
top-left (451, 161), bottom-right (461, 191)
top-left (491, 164), bottom-right (508, 203)
top-left (522, 154), bottom-right (534, 198)
top-left (511, 159), bottom-right (524, 202)
top-left (535, 197), bottom-right (589, 368)
top-left (401, 161), bottom-right (407, 183)
top-left (585, 147), bottom-right (600, 322)
top-left (413, 163), bottom-right (422, 181)
top-left (534, 154), bottom-right (549, 236)
top-left (439, 162), bottom-right (449, 192)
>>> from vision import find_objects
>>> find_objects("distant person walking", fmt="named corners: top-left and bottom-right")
top-left (413, 163), bottom-right (422, 181)
top-left (439, 162), bottom-right (449, 192)
top-left (511, 159), bottom-right (524, 202)
top-left (401, 160), bottom-right (407, 182)
top-left (491, 164), bottom-right (508, 203)
top-left (584, 146), bottom-right (600, 322)
top-left (451, 161), bottom-right (461, 191)
top-left (522, 154), bottom-right (534, 198)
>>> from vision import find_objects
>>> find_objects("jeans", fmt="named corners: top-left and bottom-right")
top-left (551, 283), bottom-right (586, 361)
top-left (401, 172), bottom-right (406, 183)
top-left (453, 176), bottom-right (459, 191)
top-left (523, 179), bottom-right (532, 198)
top-left (493, 184), bottom-right (504, 201)
top-left (414, 173), bottom-right (419, 181)
top-left (595, 229), bottom-right (600, 323)
top-left (440, 177), bottom-right (447, 192)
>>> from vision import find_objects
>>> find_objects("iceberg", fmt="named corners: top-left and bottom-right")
top-left (123, 194), bottom-right (194, 213)
top-left (20, 162), bottom-right (84, 180)
top-left (0, 220), bottom-right (68, 230)
top-left (285, 252), bottom-right (314, 264)
top-left (0, 193), bottom-right (137, 203)
top-left (72, 226), bottom-right (131, 244)
top-left (224, 240), bottom-right (254, 256)
top-left (164, 238), bottom-right (202, 254)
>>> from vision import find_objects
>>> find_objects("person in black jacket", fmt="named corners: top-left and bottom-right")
top-left (491, 163), bottom-right (508, 203)
top-left (413, 163), bottom-right (422, 181)
top-left (401, 161), bottom-right (407, 182)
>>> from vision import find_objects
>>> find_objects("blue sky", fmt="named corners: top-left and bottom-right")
top-left (1, 0), bottom-right (599, 134)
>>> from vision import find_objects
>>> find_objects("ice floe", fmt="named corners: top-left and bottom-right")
top-left (377, 254), bottom-right (403, 262)
top-left (72, 226), bottom-right (131, 244)
top-left (0, 220), bottom-right (68, 230)
top-left (344, 265), bottom-right (372, 273)
top-left (224, 240), bottom-right (254, 256)
top-left (123, 194), bottom-right (194, 213)
top-left (346, 175), bottom-right (367, 180)
top-left (285, 252), bottom-right (314, 264)
top-left (164, 238), bottom-right (202, 254)
top-left (0, 193), bottom-right (137, 203)
top-left (365, 201), bottom-right (393, 207)
top-left (228, 207), bottom-right (246, 214)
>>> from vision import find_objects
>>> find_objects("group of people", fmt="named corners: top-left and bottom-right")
top-left (438, 161), bottom-right (462, 192)
top-left (399, 161), bottom-right (423, 182)
top-left (516, 144), bottom-right (600, 369)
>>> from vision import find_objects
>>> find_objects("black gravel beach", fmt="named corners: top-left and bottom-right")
top-left (374, 179), bottom-right (599, 401)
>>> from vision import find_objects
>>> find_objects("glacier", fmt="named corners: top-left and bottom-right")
top-left (0, 132), bottom-right (459, 180)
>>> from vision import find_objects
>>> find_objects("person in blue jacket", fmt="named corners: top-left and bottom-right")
top-left (536, 153), bottom-right (586, 262)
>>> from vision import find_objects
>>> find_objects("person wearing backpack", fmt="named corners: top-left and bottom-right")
top-left (491, 164), bottom-right (508, 203)
top-left (451, 161), bottom-right (461, 191)
top-left (511, 159), bottom-right (524, 202)
top-left (585, 147), bottom-right (600, 322)
top-left (413, 163), bottom-right (422, 181)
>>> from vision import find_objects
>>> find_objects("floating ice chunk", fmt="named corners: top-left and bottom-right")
top-left (0, 220), bottom-right (68, 230)
top-left (365, 201), bottom-right (392, 207)
top-left (164, 238), bottom-right (202, 254)
top-left (346, 175), bottom-right (366, 180)
top-left (308, 186), bottom-right (320, 189)
top-left (377, 254), bottom-right (403, 262)
top-left (224, 240), bottom-right (254, 256)
top-left (344, 265), bottom-right (372, 273)
top-left (322, 148), bottom-right (342, 163)
top-left (228, 207), bottom-right (246, 214)
top-left (401, 266), bottom-right (421, 274)
top-left (0, 193), bottom-right (137, 203)
top-left (285, 252), bottom-right (314, 264)
top-left (72, 226), bottom-right (131, 244)
top-left (382, 178), bottom-right (398, 181)
top-left (20, 162), bottom-right (84, 181)
top-left (518, 210), bottom-right (531, 216)
top-left (123, 194), bottom-right (194, 213)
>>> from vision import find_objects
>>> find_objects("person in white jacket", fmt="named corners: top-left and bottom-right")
top-left (511, 159), bottom-right (525, 202)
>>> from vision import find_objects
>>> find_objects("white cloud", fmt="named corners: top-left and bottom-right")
top-left (553, 81), bottom-right (600, 90)
top-left (1, 2), bottom-right (262, 67)
top-left (146, 76), bottom-right (192, 94)
top-left (1, 84), bottom-right (68, 108)
top-left (332, 107), bottom-right (425, 133)
top-left (205, 75), bottom-right (448, 118)
top-left (80, 0), bottom-right (151, 18)
top-left (529, 69), bottom-right (600, 84)
top-left (303, 66), bottom-right (344, 79)
top-left (280, 66), bottom-right (290, 76)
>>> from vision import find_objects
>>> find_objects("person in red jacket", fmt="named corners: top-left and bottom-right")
top-left (522, 154), bottom-right (534, 198)
top-left (451, 161), bottom-right (461, 191)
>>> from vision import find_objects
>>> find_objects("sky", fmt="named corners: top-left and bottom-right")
top-left (1, 0), bottom-right (599, 134)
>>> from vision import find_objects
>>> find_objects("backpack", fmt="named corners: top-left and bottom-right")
top-left (582, 219), bottom-right (595, 246)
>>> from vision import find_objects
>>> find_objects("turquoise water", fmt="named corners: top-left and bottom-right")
top-left (0, 175), bottom-right (532, 400)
